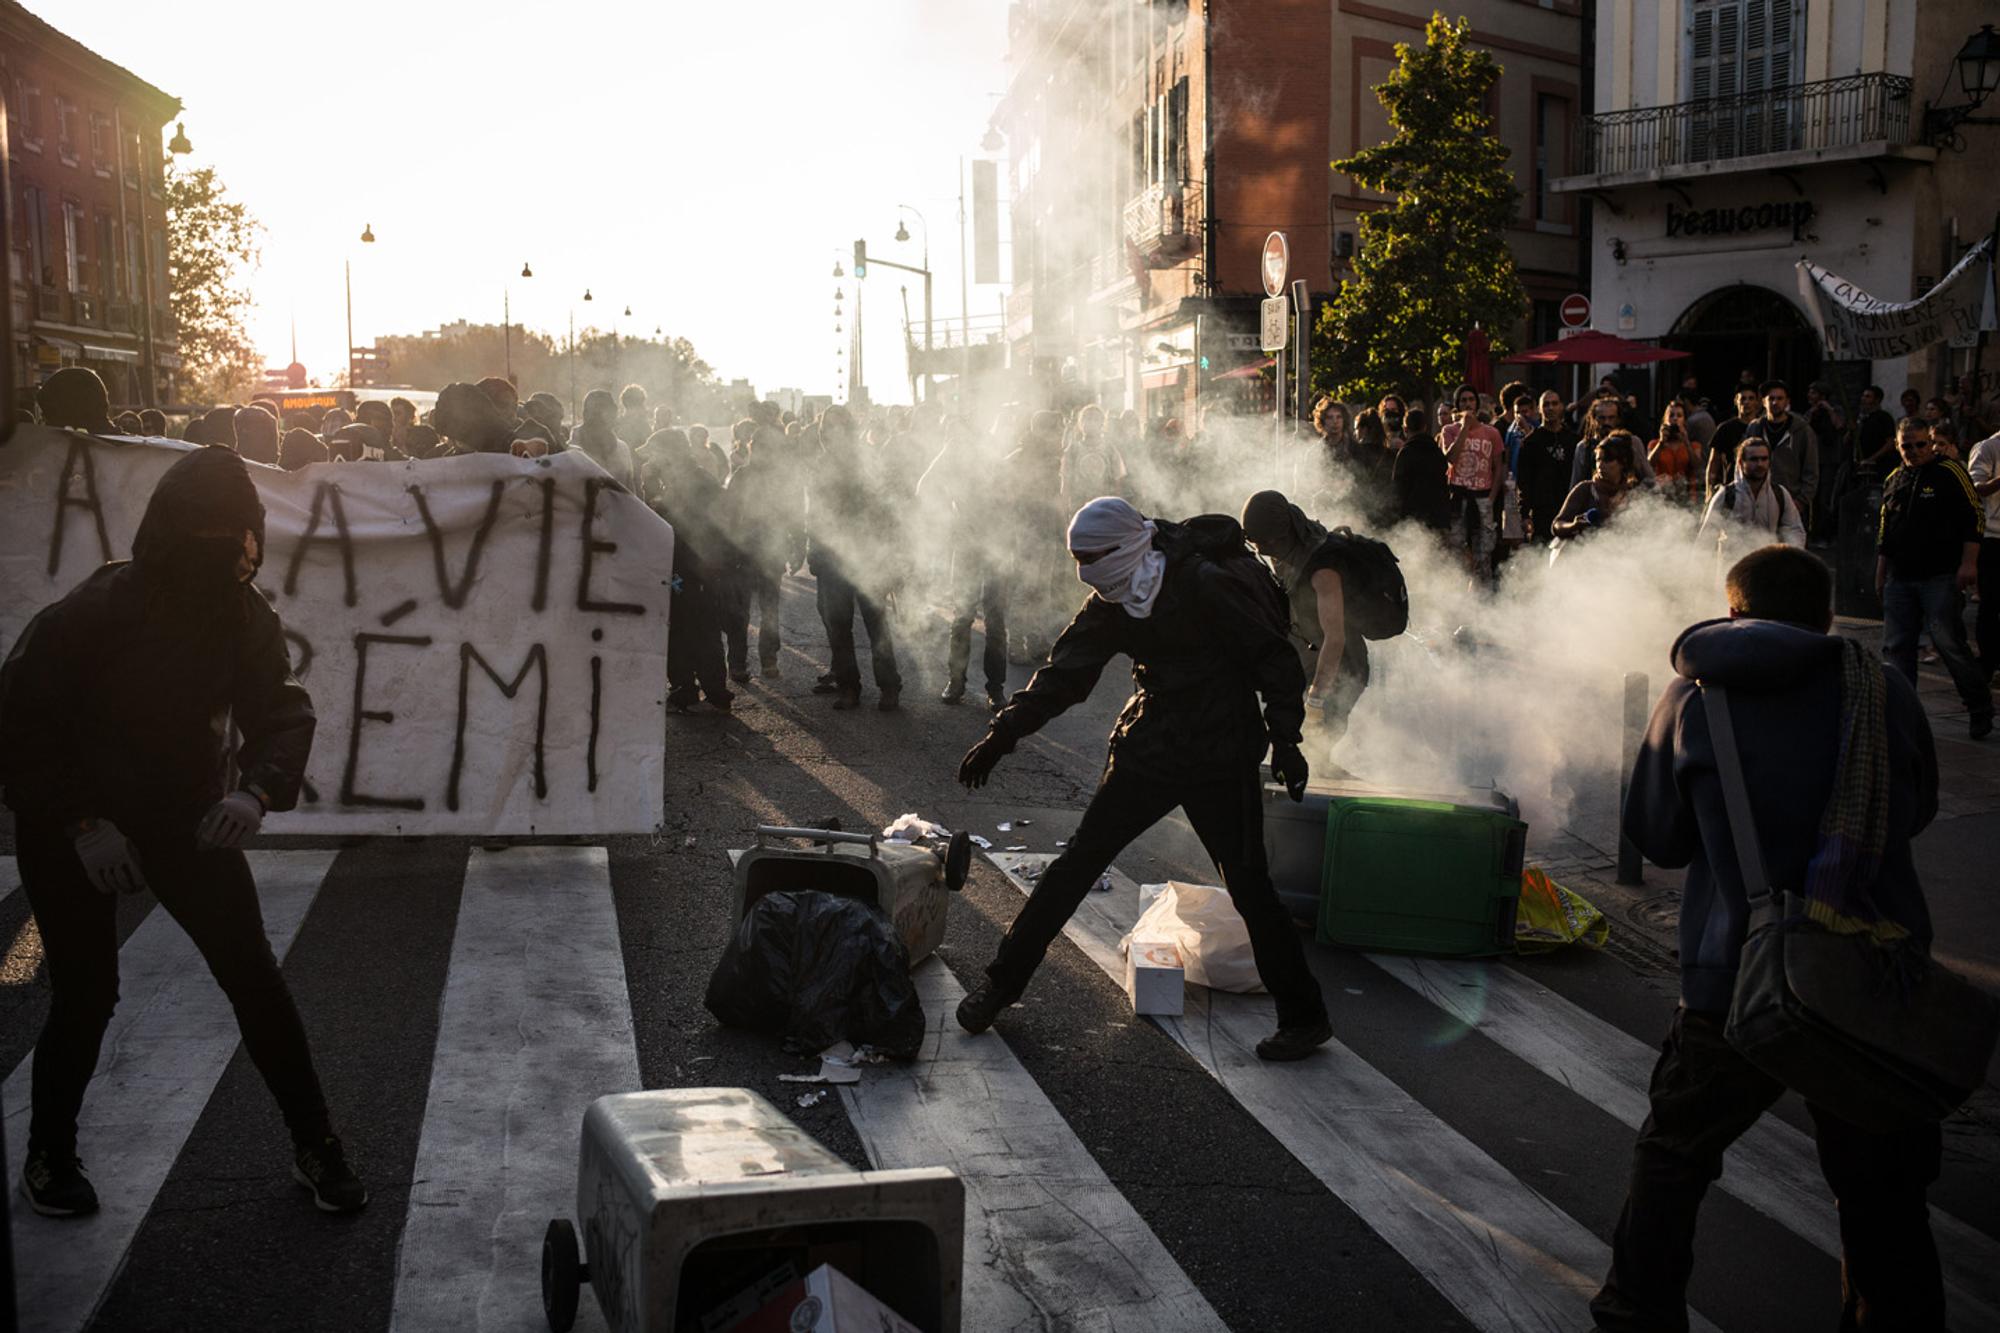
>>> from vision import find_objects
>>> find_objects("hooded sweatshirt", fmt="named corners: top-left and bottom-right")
top-left (0, 447), bottom-right (316, 834)
top-left (1625, 617), bottom-right (1936, 1011)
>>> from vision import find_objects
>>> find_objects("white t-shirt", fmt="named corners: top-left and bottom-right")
top-left (1968, 432), bottom-right (2000, 535)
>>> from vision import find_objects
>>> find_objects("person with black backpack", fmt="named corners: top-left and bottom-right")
top-left (1239, 491), bottom-right (1407, 752)
top-left (1695, 438), bottom-right (1806, 557)
top-left (955, 497), bottom-right (1331, 1061)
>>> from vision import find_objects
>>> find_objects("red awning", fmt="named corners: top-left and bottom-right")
top-left (1142, 366), bottom-right (1187, 390)
top-left (1214, 359), bottom-right (1273, 381)
top-left (1500, 329), bottom-right (1692, 365)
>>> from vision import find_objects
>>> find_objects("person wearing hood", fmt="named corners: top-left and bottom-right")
top-left (36, 367), bottom-right (117, 434)
top-left (570, 389), bottom-right (636, 488)
top-left (955, 498), bottom-right (1330, 1060)
top-left (0, 448), bottom-right (366, 1218)
top-left (639, 429), bottom-right (735, 712)
top-left (1591, 545), bottom-right (1944, 1332)
top-left (1240, 490), bottom-right (1373, 751)
top-left (433, 382), bottom-right (518, 455)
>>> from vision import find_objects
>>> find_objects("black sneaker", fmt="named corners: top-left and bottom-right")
top-left (728, 669), bottom-right (752, 685)
top-left (1256, 1019), bottom-right (1334, 1062)
top-left (293, 1136), bottom-right (368, 1214)
top-left (831, 688), bottom-right (863, 711)
top-left (811, 679), bottom-right (840, 695)
top-left (760, 662), bottom-right (782, 680)
top-left (985, 687), bottom-right (1008, 712)
top-left (956, 979), bottom-right (1022, 1034)
top-left (1973, 712), bottom-right (1994, 741)
top-left (878, 688), bottom-right (902, 713)
top-left (940, 680), bottom-right (966, 705)
top-left (21, 1149), bottom-right (98, 1217)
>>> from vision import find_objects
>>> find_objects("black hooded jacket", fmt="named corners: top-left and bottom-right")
top-left (0, 447), bottom-right (316, 833)
top-left (991, 515), bottom-right (1306, 783)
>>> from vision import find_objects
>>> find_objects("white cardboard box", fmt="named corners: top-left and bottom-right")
top-left (732, 1262), bottom-right (927, 1333)
top-left (1124, 936), bottom-right (1185, 1016)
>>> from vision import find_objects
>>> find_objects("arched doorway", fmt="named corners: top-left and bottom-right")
top-left (1664, 284), bottom-right (1822, 405)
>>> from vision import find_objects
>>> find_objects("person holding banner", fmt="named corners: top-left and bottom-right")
top-left (0, 447), bottom-right (368, 1218)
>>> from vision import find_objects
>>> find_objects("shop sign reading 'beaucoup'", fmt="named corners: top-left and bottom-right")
top-left (1665, 199), bottom-right (1816, 243)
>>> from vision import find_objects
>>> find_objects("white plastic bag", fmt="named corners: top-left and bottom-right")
top-left (1121, 882), bottom-right (1266, 993)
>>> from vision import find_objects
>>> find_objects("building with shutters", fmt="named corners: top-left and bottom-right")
top-left (2, 0), bottom-right (182, 407)
top-left (1553, 0), bottom-right (1996, 416)
top-left (992, 0), bottom-right (1585, 425)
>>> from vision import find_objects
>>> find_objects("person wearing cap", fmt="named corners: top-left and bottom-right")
top-left (0, 448), bottom-right (367, 1218)
top-left (955, 498), bottom-right (1330, 1060)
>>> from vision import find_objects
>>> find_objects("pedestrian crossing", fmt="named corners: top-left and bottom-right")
top-left (0, 844), bottom-right (1994, 1333)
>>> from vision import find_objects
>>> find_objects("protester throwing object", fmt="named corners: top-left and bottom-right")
top-left (955, 497), bottom-right (1331, 1061)
top-left (0, 447), bottom-right (367, 1218)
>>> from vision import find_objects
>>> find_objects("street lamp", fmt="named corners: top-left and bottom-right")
top-left (521, 261), bottom-right (533, 278)
top-left (125, 114), bottom-right (192, 408)
top-left (167, 121), bottom-right (192, 155)
top-left (346, 223), bottom-right (376, 389)
top-left (893, 204), bottom-right (934, 400)
top-left (506, 261), bottom-right (532, 385)
top-left (1925, 24), bottom-right (2000, 145)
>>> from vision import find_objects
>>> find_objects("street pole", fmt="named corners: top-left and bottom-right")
top-left (568, 310), bottom-right (577, 422)
top-left (344, 259), bottom-right (353, 389)
top-left (923, 267), bottom-right (934, 404)
top-left (958, 159), bottom-right (972, 402)
top-left (504, 288), bottom-right (512, 385)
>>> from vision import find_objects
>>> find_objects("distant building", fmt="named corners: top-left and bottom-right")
top-left (993, 0), bottom-right (1585, 421)
top-left (1555, 0), bottom-right (1995, 405)
top-left (2, 0), bottom-right (182, 405)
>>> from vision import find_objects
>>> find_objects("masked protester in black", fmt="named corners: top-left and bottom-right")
top-left (640, 429), bottom-right (735, 712)
top-left (956, 498), bottom-right (1331, 1060)
top-left (1240, 490), bottom-right (1372, 754)
top-left (0, 447), bottom-right (367, 1218)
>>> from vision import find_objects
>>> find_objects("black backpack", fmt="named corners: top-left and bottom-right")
top-left (1316, 527), bottom-right (1409, 640)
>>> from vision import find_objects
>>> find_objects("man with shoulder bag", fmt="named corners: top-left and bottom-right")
top-left (1591, 545), bottom-right (1997, 1333)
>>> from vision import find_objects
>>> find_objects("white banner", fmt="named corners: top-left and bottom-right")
top-left (1796, 234), bottom-right (1997, 361)
top-left (0, 428), bottom-right (674, 835)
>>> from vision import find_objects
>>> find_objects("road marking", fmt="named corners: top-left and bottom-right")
top-left (841, 955), bottom-right (1226, 1332)
top-left (988, 852), bottom-right (1719, 1333)
top-left (4, 850), bottom-right (335, 1333)
top-left (1371, 953), bottom-right (2000, 1330)
top-left (390, 846), bottom-right (639, 1333)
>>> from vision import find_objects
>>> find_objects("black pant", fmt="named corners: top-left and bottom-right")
top-left (722, 563), bottom-right (783, 674)
top-left (1978, 537), bottom-right (2000, 674)
top-left (987, 763), bottom-right (1327, 1030)
top-left (946, 561), bottom-right (1010, 695)
top-left (1592, 1007), bottom-right (1943, 1333)
top-left (667, 572), bottom-right (731, 705)
top-left (821, 566), bottom-right (901, 693)
top-left (18, 818), bottom-right (331, 1156)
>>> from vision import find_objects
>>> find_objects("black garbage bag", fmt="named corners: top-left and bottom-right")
top-left (704, 891), bottom-right (926, 1059)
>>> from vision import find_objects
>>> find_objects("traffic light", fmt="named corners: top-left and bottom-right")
top-left (853, 239), bottom-right (868, 278)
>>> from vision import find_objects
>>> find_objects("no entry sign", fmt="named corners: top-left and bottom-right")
top-left (1560, 293), bottom-right (1591, 327)
top-left (1262, 232), bottom-right (1290, 299)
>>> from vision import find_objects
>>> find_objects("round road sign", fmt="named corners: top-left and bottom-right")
top-left (1560, 293), bottom-right (1591, 327)
top-left (1262, 232), bottom-right (1290, 299)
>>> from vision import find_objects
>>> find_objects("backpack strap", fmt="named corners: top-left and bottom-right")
top-left (1700, 683), bottom-right (1775, 909)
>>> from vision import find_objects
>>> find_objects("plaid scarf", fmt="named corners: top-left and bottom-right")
top-left (1801, 637), bottom-right (1903, 942)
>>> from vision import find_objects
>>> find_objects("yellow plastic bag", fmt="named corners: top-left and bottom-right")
top-left (1514, 868), bottom-right (1609, 953)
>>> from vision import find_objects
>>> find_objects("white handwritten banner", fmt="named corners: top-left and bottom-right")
top-left (0, 427), bottom-right (674, 835)
top-left (1796, 233), bottom-right (1997, 360)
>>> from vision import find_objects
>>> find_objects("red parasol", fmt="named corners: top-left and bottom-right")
top-left (1500, 329), bottom-right (1691, 365)
top-left (1464, 326), bottom-right (1495, 395)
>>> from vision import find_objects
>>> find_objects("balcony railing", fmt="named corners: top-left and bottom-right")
top-left (1123, 179), bottom-right (1202, 265)
top-left (1573, 72), bottom-right (1915, 177)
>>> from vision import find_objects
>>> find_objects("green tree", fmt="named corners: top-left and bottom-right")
top-left (165, 165), bottom-right (263, 404)
top-left (1321, 12), bottom-right (1526, 404)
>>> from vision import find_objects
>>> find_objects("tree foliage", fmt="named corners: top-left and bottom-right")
top-left (165, 165), bottom-right (263, 404)
top-left (1320, 12), bottom-right (1527, 404)
top-left (370, 324), bottom-right (722, 419)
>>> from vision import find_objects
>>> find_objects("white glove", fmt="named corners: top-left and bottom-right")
top-left (196, 790), bottom-right (265, 850)
top-left (73, 821), bottom-right (149, 895)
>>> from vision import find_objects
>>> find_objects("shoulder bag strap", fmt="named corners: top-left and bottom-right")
top-left (1700, 682), bottom-right (1775, 909)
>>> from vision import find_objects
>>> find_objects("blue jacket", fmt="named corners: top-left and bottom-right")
top-left (1624, 617), bottom-right (1937, 1011)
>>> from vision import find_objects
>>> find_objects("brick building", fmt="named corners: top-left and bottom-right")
top-left (2, 0), bottom-right (182, 406)
top-left (994, 0), bottom-right (1586, 422)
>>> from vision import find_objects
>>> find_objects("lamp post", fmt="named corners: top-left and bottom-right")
top-left (507, 261), bottom-right (532, 385)
top-left (895, 204), bottom-right (934, 401)
top-left (345, 222), bottom-right (375, 388)
top-left (1924, 24), bottom-right (2000, 146)
top-left (125, 117), bottom-right (190, 408)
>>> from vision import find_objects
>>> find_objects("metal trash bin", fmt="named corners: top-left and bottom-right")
top-left (542, 1088), bottom-right (964, 1333)
top-left (732, 825), bottom-right (970, 965)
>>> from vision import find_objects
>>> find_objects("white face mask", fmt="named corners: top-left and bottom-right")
top-left (1068, 497), bottom-right (1166, 619)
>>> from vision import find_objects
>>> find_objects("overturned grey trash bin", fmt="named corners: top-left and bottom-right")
top-left (732, 825), bottom-right (969, 965)
top-left (542, 1088), bottom-right (963, 1333)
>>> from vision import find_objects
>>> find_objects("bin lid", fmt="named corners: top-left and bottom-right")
top-left (589, 1089), bottom-right (850, 1190)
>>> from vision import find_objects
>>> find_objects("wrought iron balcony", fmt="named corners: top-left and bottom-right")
top-left (1572, 72), bottom-right (1916, 179)
top-left (1123, 180), bottom-right (1202, 266)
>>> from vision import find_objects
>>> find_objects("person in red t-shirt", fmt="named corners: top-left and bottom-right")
top-left (1440, 383), bottom-right (1506, 578)
top-left (1648, 401), bottom-right (1703, 506)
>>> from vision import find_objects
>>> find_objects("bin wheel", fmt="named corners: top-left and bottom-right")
top-left (542, 1218), bottom-right (582, 1333)
top-left (943, 830), bottom-right (972, 891)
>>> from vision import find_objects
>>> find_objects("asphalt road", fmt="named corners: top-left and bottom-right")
top-left (2, 570), bottom-right (1996, 1333)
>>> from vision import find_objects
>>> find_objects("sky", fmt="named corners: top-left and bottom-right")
top-left (38, 0), bottom-right (1013, 402)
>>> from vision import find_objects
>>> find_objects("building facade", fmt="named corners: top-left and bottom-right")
top-left (994, 0), bottom-right (1585, 423)
top-left (1556, 0), bottom-right (1997, 409)
top-left (2, 0), bottom-right (181, 406)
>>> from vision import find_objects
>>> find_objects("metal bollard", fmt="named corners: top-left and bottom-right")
top-left (1617, 671), bottom-right (1648, 886)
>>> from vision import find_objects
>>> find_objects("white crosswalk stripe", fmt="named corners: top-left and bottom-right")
top-left (1369, 953), bottom-right (2000, 1331)
top-left (843, 956), bottom-right (1226, 1332)
top-left (988, 851), bottom-right (1722, 1333)
top-left (389, 845), bottom-right (639, 1333)
top-left (2, 851), bottom-right (336, 1333)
